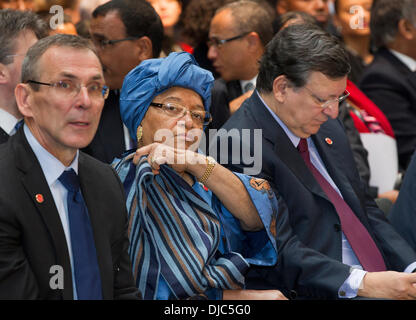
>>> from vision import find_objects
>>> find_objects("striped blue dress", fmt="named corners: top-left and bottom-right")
top-left (113, 154), bottom-right (279, 300)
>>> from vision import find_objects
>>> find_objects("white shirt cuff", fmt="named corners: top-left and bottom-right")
top-left (338, 268), bottom-right (367, 298)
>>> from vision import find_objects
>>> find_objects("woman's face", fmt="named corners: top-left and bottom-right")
top-left (147, 0), bottom-right (182, 30)
top-left (334, 0), bottom-right (372, 37)
top-left (140, 86), bottom-right (205, 151)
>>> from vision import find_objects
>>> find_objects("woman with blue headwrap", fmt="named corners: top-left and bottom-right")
top-left (113, 52), bottom-right (287, 300)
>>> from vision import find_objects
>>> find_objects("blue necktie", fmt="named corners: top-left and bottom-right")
top-left (58, 169), bottom-right (103, 300)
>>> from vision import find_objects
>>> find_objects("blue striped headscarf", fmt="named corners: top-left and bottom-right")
top-left (120, 52), bottom-right (214, 143)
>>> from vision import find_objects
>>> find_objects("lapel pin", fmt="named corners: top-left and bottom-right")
top-left (325, 137), bottom-right (333, 145)
top-left (35, 194), bottom-right (44, 204)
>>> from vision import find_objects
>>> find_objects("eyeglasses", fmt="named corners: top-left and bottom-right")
top-left (150, 102), bottom-right (212, 126)
top-left (304, 86), bottom-right (350, 109)
top-left (206, 32), bottom-right (250, 48)
top-left (91, 37), bottom-right (140, 50)
top-left (26, 79), bottom-right (109, 100)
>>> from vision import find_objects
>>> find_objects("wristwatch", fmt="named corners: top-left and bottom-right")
top-left (198, 156), bottom-right (216, 185)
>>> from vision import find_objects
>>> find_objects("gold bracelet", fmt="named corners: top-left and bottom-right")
top-left (198, 156), bottom-right (216, 185)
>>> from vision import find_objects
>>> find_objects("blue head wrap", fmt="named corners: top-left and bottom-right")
top-left (120, 52), bottom-right (214, 142)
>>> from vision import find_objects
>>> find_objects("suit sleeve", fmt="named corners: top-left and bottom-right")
top-left (0, 202), bottom-right (39, 299)
top-left (109, 167), bottom-right (142, 300)
top-left (389, 152), bottom-right (416, 251)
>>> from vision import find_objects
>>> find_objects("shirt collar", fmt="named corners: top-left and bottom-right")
top-left (240, 75), bottom-right (258, 93)
top-left (256, 90), bottom-right (301, 147)
top-left (390, 49), bottom-right (416, 72)
top-left (24, 124), bottom-right (79, 187)
top-left (0, 109), bottom-right (21, 135)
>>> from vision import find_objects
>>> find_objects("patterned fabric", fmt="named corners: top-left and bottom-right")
top-left (113, 155), bottom-right (249, 300)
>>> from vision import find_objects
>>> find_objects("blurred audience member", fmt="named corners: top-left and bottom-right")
top-left (0, 0), bottom-right (35, 10)
top-left (0, 9), bottom-right (46, 144)
top-left (206, 0), bottom-right (274, 141)
top-left (181, 0), bottom-right (229, 77)
top-left (275, 0), bottom-right (330, 28)
top-left (36, 10), bottom-right (78, 35)
top-left (83, 0), bottom-right (163, 163)
top-left (333, 0), bottom-right (373, 83)
top-left (147, 0), bottom-right (184, 54)
top-left (359, 0), bottom-right (416, 171)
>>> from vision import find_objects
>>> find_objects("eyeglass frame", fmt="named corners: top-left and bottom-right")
top-left (149, 102), bottom-right (212, 125)
top-left (91, 37), bottom-right (140, 50)
top-left (206, 32), bottom-right (251, 48)
top-left (26, 79), bottom-right (110, 100)
top-left (303, 86), bottom-right (350, 109)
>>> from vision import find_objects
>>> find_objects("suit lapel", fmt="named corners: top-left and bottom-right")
top-left (247, 92), bottom-right (329, 200)
top-left (313, 124), bottom-right (365, 218)
top-left (0, 127), bottom-right (9, 144)
top-left (13, 129), bottom-right (73, 299)
top-left (78, 154), bottom-right (112, 299)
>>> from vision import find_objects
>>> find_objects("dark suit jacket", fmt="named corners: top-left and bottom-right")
top-left (208, 79), bottom-right (242, 131)
top-left (0, 127), bottom-right (140, 300)
top-left (215, 91), bottom-right (416, 299)
top-left (390, 151), bottom-right (416, 250)
top-left (0, 127), bottom-right (9, 144)
top-left (359, 48), bottom-right (416, 171)
top-left (82, 90), bottom-right (127, 164)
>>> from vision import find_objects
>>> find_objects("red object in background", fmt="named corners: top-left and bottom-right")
top-left (179, 42), bottom-right (194, 54)
top-left (346, 80), bottom-right (395, 138)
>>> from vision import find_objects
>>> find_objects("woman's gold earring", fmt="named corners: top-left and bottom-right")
top-left (136, 125), bottom-right (143, 148)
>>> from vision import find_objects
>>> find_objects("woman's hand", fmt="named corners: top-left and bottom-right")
top-left (133, 142), bottom-right (203, 175)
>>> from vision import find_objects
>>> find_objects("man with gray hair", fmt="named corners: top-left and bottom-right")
top-left (206, 0), bottom-right (274, 135)
top-left (360, 0), bottom-right (416, 171)
top-left (0, 9), bottom-right (46, 144)
top-left (218, 23), bottom-right (416, 299)
top-left (0, 34), bottom-right (140, 299)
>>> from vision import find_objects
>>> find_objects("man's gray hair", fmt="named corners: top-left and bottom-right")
top-left (21, 34), bottom-right (99, 89)
top-left (215, 0), bottom-right (275, 46)
top-left (0, 9), bottom-right (47, 65)
top-left (256, 23), bottom-right (350, 93)
top-left (371, 0), bottom-right (416, 49)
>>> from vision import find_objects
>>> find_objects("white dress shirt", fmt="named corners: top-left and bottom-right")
top-left (240, 75), bottom-right (258, 94)
top-left (24, 124), bottom-right (79, 299)
top-left (390, 49), bottom-right (416, 72)
top-left (0, 109), bottom-right (21, 136)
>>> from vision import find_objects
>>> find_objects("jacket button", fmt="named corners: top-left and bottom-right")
top-left (289, 290), bottom-right (297, 300)
top-left (334, 223), bottom-right (341, 232)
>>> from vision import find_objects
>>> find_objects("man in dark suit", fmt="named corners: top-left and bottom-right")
top-left (206, 1), bottom-right (274, 135)
top-left (84, 0), bottom-right (164, 163)
top-left (359, 0), bottom-right (416, 171)
top-left (0, 34), bottom-right (140, 300)
top-left (0, 9), bottom-right (46, 144)
top-left (214, 24), bottom-right (416, 299)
